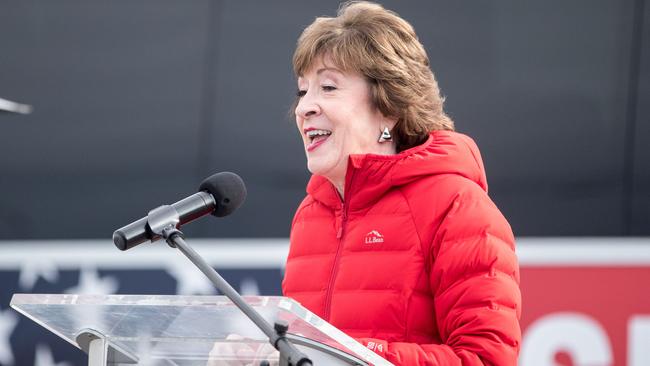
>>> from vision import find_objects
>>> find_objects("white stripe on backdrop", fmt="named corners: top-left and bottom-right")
top-left (0, 237), bottom-right (649, 269)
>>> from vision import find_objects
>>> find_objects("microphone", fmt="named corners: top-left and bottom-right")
top-left (113, 172), bottom-right (246, 251)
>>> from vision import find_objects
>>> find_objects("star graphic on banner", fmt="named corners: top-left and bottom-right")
top-left (65, 266), bottom-right (118, 295)
top-left (65, 267), bottom-right (118, 332)
top-left (240, 277), bottom-right (260, 296)
top-left (19, 259), bottom-right (59, 290)
top-left (166, 264), bottom-right (217, 295)
top-left (0, 308), bottom-right (19, 365)
top-left (34, 344), bottom-right (71, 366)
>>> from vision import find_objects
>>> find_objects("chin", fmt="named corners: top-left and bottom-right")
top-left (306, 161), bottom-right (325, 176)
top-left (307, 158), bottom-right (334, 177)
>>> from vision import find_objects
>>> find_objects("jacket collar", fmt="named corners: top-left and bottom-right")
top-left (306, 130), bottom-right (488, 211)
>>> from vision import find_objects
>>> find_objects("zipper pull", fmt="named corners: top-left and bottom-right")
top-left (336, 227), bottom-right (343, 239)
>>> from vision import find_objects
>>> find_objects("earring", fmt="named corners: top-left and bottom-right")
top-left (378, 126), bottom-right (392, 143)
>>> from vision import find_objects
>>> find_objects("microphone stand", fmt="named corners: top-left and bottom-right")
top-left (146, 205), bottom-right (313, 366)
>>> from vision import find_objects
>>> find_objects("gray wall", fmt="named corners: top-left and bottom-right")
top-left (0, 0), bottom-right (648, 239)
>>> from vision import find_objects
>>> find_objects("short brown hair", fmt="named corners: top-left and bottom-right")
top-left (293, 1), bottom-right (454, 152)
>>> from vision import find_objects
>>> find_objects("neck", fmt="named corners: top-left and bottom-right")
top-left (334, 180), bottom-right (345, 200)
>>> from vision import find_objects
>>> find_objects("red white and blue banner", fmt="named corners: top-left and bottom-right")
top-left (0, 238), bottom-right (648, 366)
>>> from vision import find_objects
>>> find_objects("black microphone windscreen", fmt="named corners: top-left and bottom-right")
top-left (199, 172), bottom-right (247, 217)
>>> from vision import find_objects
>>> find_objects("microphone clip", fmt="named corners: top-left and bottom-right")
top-left (146, 205), bottom-right (183, 247)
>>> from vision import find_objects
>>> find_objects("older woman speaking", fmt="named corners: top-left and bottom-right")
top-left (282, 2), bottom-right (521, 365)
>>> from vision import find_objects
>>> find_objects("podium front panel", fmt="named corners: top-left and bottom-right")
top-left (11, 294), bottom-right (391, 365)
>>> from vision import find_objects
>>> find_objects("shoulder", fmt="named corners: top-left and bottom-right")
top-left (401, 173), bottom-right (487, 202)
top-left (397, 173), bottom-right (512, 250)
top-left (398, 173), bottom-right (491, 225)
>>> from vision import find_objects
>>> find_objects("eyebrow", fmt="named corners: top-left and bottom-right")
top-left (297, 67), bottom-right (343, 82)
top-left (316, 67), bottom-right (343, 75)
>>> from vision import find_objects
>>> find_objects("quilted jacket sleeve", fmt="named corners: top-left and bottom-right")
top-left (359, 184), bottom-right (521, 365)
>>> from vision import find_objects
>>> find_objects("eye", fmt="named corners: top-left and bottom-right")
top-left (322, 85), bottom-right (337, 92)
top-left (296, 89), bottom-right (307, 97)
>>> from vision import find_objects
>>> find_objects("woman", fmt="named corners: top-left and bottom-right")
top-left (282, 2), bottom-right (521, 365)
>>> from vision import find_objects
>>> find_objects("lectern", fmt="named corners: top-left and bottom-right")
top-left (11, 293), bottom-right (392, 366)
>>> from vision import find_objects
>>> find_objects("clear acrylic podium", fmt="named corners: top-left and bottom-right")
top-left (11, 294), bottom-right (392, 366)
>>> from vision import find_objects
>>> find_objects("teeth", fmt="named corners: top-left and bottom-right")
top-left (306, 129), bottom-right (332, 137)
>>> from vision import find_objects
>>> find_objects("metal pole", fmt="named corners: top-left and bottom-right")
top-left (165, 230), bottom-right (311, 366)
top-left (145, 205), bottom-right (312, 366)
top-left (168, 232), bottom-right (278, 341)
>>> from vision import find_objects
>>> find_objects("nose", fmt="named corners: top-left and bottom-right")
top-left (295, 91), bottom-right (320, 119)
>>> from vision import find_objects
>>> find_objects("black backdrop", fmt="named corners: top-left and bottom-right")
top-left (1, 0), bottom-right (649, 239)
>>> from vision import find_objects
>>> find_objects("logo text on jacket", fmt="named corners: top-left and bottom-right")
top-left (364, 230), bottom-right (384, 244)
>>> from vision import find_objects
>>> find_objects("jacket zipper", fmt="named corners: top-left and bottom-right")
top-left (324, 170), bottom-right (355, 321)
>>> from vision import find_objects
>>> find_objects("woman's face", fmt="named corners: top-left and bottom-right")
top-left (295, 58), bottom-right (394, 184)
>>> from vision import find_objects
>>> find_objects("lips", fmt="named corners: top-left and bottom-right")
top-left (304, 128), bottom-right (332, 152)
top-left (307, 134), bottom-right (330, 152)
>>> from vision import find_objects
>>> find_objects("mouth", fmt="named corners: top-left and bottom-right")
top-left (305, 129), bottom-right (332, 152)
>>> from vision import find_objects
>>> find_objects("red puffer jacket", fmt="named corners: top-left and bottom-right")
top-left (283, 131), bottom-right (521, 365)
